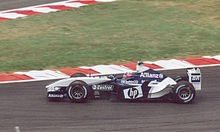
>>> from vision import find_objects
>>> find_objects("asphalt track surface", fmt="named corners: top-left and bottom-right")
top-left (0, 67), bottom-right (220, 132)
top-left (0, 0), bottom-right (67, 11)
top-left (1, 0), bottom-right (220, 131)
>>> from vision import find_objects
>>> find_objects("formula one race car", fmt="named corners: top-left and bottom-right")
top-left (46, 62), bottom-right (201, 104)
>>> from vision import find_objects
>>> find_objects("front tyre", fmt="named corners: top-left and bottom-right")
top-left (67, 81), bottom-right (91, 103)
top-left (173, 81), bottom-right (196, 104)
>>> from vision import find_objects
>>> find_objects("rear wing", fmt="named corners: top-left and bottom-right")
top-left (187, 68), bottom-right (201, 91)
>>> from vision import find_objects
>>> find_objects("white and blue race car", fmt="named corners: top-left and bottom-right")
top-left (46, 62), bottom-right (201, 104)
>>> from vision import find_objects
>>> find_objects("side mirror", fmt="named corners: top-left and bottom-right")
top-left (107, 75), bottom-right (116, 80)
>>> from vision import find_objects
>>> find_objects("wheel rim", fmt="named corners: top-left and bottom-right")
top-left (178, 87), bottom-right (192, 101)
top-left (70, 85), bottom-right (85, 99)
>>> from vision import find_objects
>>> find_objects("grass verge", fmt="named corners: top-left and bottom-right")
top-left (0, 0), bottom-right (220, 73)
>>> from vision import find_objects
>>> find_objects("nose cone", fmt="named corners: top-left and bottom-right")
top-left (45, 81), bottom-right (56, 89)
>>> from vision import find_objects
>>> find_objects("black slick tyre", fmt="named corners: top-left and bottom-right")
top-left (174, 75), bottom-right (188, 82)
top-left (67, 81), bottom-right (91, 103)
top-left (173, 81), bottom-right (196, 104)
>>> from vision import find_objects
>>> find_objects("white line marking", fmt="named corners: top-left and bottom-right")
top-left (0, 13), bottom-right (26, 19)
top-left (15, 126), bottom-right (21, 132)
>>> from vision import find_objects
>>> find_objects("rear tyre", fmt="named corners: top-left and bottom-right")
top-left (173, 81), bottom-right (195, 104)
top-left (174, 75), bottom-right (188, 82)
top-left (67, 81), bottom-right (91, 103)
top-left (71, 73), bottom-right (86, 78)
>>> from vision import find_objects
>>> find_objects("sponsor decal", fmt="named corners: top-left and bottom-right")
top-left (128, 88), bottom-right (139, 99)
top-left (48, 94), bottom-right (64, 98)
top-left (121, 80), bottom-right (139, 84)
top-left (191, 74), bottom-right (201, 82)
top-left (140, 72), bottom-right (164, 79)
top-left (47, 87), bottom-right (61, 92)
top-left (123, 86), bottom-right (143, 99)
top-left (92, 85), bottom-right (114, 91)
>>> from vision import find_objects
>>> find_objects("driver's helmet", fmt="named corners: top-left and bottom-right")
top-left (123, 72), bottom-right (134, 79)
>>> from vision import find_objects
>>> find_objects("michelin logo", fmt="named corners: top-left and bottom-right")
top-left (140, 72), bottom-right (164, 79)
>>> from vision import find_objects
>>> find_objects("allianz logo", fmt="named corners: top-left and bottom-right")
top-left (140, 72), bottom-right (164, 79)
